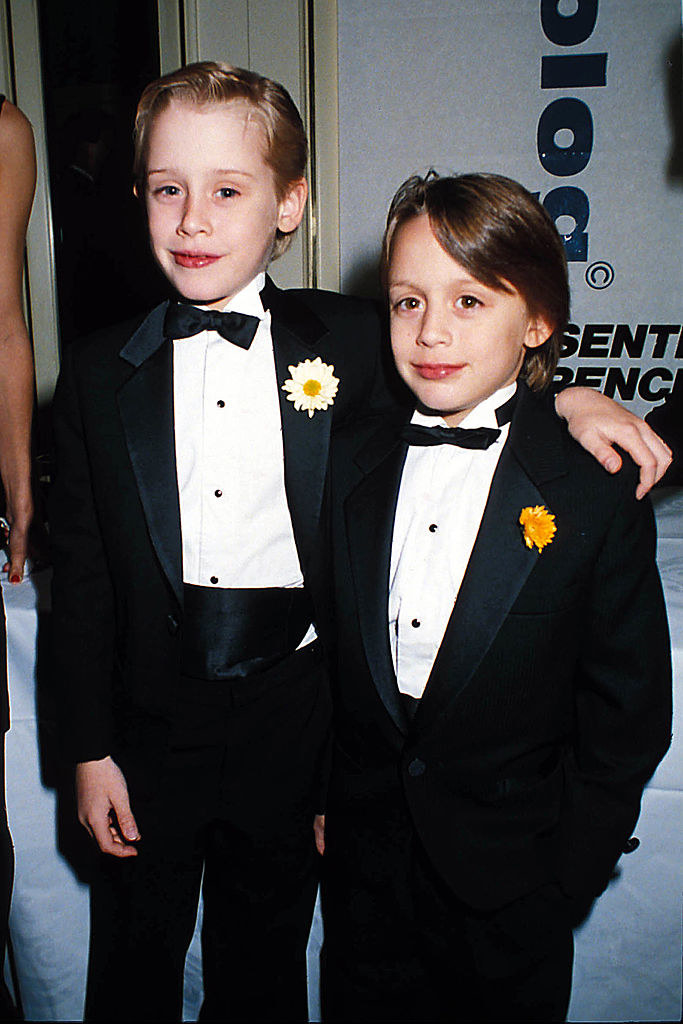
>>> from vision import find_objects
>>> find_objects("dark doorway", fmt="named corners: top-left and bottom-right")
top-left (37, 0), bottom-right (172, 349)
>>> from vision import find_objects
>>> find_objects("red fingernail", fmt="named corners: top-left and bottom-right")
top-left (9, 575), bottom-right (21, 584)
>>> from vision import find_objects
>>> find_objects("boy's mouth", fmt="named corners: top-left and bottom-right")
top-left (171, 252), bottom-right (221, 269)
top-left (412, 363), bottom-right (464, 380)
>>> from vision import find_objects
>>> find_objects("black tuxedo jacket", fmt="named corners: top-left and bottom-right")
top-left (325, 384), bottom-right (672, 911)
top-left (50, 279), bottom-right (390, 776)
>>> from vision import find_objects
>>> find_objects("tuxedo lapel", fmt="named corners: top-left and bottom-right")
top-left (345, 423), bottom-right (411, 735)
top-left (117, 302), bottom-right (183, 606)
top-left (265, 280), bottom-right (334, 575)
top-left (417, 387), bottom-right (568, 725)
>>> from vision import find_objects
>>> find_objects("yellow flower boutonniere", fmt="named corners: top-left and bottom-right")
top-left (519, 505), bottom-right (556, 552)
top-left (282, 357), bottom-right (339, 418)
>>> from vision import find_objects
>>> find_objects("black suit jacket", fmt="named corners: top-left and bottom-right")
top-left (50, 279), bottom-right (390, 779)
top-left (325, 384), bottom-right (672, 911)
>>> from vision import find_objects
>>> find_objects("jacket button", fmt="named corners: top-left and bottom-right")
top-left (407, 758), bottom-right (425, 777)
top-left (622, 836), bottom-right (640, 854)
top-left (166, 614), bottom-right (179, 636)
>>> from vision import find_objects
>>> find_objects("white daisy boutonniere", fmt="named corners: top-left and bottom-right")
top-left (519, 505), bottom-right (556, 553)
top-left (282, 357), bottom-right (339, 418)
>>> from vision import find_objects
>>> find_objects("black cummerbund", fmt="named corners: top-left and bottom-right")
top-left (180, 584), bottom-right (314, 681)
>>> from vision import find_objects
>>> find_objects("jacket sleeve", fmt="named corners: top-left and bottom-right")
top-left (557, 463), bottom-right (672, 898)
top-left (49, 342), bottom-right (116, 763)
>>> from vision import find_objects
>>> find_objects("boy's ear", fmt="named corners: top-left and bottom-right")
top-left (277, 178), bottom-right (308, 233)
top-left (524, 314), bottom-right (554, 350)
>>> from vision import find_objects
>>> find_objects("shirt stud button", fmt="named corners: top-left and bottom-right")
top-left (217, 399), bottom-right (225, 408)
top-left (210, 576), bottom-right (219, 585)
top-left (411, 618), bottom-right (420, 628)
top-left (429, 523), bottom-right (438, 533)
top-left (214, 489), bottom-right (222, 497)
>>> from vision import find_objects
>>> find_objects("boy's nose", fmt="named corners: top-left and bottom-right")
top-left (178, 196), bottom-right (211, 236)
top-left (417, 308), bottom-right (452, 347)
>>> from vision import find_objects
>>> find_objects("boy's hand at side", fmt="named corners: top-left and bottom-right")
top-left (76, 756), bottom-right (141, 857)
top-left (555, 386), bottom-right (672, 498)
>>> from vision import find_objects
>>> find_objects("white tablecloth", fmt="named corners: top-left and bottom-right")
top-left (3, 489), bottom-right (682, 1021)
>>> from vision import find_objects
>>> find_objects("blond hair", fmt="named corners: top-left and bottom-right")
top-left (134, 62), bottom-right (307, 259)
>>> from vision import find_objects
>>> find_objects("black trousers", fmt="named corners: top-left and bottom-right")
top-left (321, 820), bottom-right (574, 1023)
top-left (86, 642), bottom-right (329, 1023)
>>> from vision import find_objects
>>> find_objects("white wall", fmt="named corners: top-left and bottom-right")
top-left (337, 0), bottom-right (682, 414)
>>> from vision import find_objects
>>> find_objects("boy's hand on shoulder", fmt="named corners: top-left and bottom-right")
top-left (555, 387), bottom-right (672, 498)
top-left (76, 756), bottom-right (141, 857)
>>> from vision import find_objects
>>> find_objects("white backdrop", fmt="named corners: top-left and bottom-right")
top-left (337, 0), bottom-right (682, 416)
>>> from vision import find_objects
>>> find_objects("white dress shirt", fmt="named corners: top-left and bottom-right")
top-left (389, 382), bottom-right (516, 698)
top-left (173, 272), bottom-right (305, 592)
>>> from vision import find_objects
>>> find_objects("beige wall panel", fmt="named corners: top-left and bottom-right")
top-left (310, 0), bottom-right (340, 290)
top-left (158, 0), bottom-right (183, 72)
top-left (185, 0), bottom-right (250, 68)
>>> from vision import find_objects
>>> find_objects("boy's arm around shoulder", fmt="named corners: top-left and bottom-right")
top-left (556, 447), bottom-right (672, 899)
top-left (555, 385), bottom-right (672, 497)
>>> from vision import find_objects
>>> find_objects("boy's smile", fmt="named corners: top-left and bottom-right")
top-left (387, 215), bottom-right (551, 425)
top-left (171, 252), bottom-right (222, 269)
top-left (143, 99), bottom-right (306, 307)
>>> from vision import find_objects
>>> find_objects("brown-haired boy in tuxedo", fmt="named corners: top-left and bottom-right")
top-left (320, 172), bottom-right (672, 1022)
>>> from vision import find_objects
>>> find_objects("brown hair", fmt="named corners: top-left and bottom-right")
top-left (382, 171), bottom-right (569, 391)
top-left (133, 61), bottom-right (308, 259)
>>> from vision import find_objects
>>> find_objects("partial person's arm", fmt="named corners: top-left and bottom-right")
top-left (555, 387), bottom-right (672, 499)
top-left (0, 101), bottom-right (36, 581)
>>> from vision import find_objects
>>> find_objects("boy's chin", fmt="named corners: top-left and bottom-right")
top-left (415, 399), bottom-right (462, 419)
top-left (175, 290), bottom-right (230, 308)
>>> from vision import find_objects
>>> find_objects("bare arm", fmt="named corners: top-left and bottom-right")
top-left (0, 100), bottom-right (36, 581)
top-left (555, 387), bottom-right (672, 499)
top-left (76, 755), bottom-right (141, 857)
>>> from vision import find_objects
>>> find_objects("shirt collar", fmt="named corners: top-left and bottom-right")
top-left (200, 272), bottom-right (267, 321)
top-left (412, 381), bottom-right (517, 430)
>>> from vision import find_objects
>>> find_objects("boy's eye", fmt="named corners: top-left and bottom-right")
top-left (154, 185), bottom-right (181, 197)
top-left (393, 296), bottom-right (421, 312)
top-left (457, 294), bottom-right (481, 310)
top-left (217, 187), bottom-right (239, 199)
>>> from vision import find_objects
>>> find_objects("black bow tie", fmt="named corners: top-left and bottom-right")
top-left (401, 423), bottom-right (501, 449)
top-left (402, 391), bottom-right (518, 450)
top-left (163, 303), bottom-right (260, 349)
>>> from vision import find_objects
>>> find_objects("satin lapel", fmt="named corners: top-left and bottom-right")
top-left (345, 432), bottom-right (410, 735)
top-left (267, 284), bottom-right (332, 575)
top-left (417, 443), bottom-right (543, 725)
top-left (417, 387), bottom-right (565, 725)
top-left (117, 303), bottom-right (183, 606)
